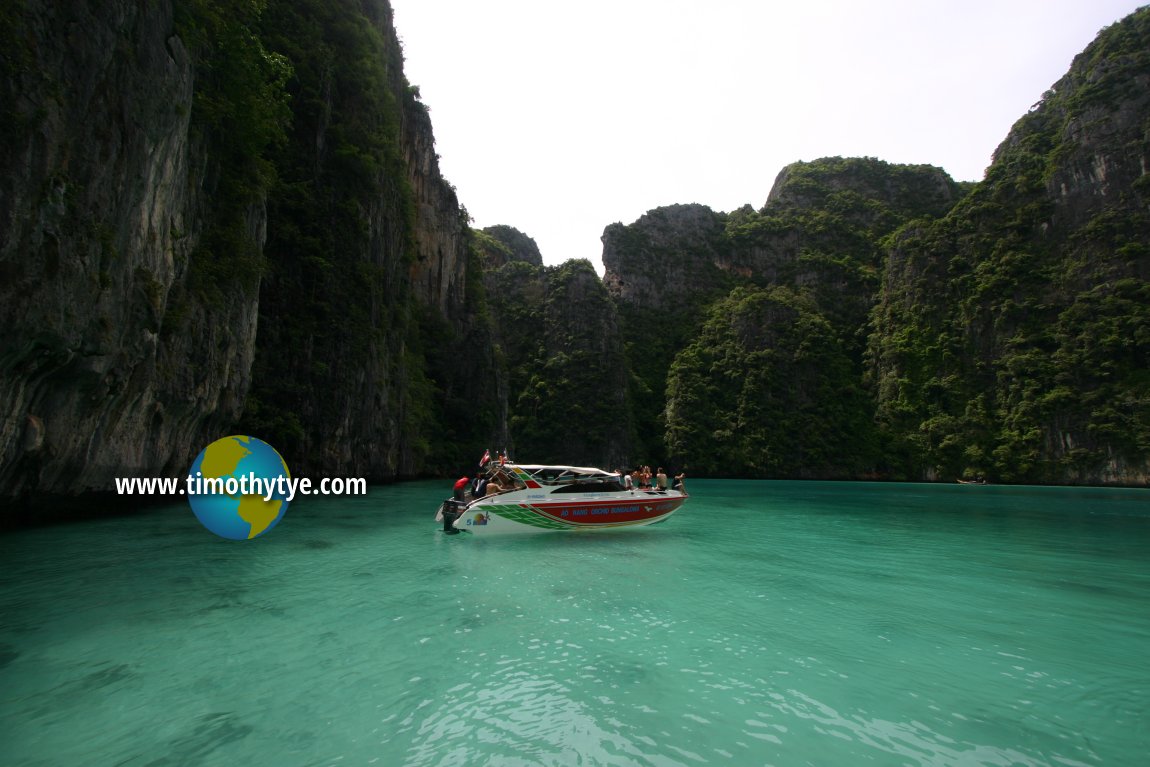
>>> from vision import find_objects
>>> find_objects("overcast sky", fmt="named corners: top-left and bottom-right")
top-left (389, 0), bottom-right (1145, 272)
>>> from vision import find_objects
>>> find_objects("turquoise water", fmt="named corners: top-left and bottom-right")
top-left (1, 480), bottom-right (1148, 766)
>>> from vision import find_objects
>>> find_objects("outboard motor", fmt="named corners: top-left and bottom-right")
top-left (441, 499), bottom-right (463, 534)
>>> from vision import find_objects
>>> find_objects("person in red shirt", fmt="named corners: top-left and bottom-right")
top-left (441, 474), bottom-right (470, 534)
top-left (453, 475), bottom-right (470, 502)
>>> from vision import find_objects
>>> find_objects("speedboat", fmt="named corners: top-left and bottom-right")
top-left (438, 462), bottom-right (687, 535)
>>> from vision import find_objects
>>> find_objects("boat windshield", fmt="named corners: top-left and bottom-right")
top-left (551, 480), bottom-right (626, 493)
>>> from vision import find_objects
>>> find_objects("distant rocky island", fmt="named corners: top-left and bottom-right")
top-left (1, 1), bottom-right (1147, 523)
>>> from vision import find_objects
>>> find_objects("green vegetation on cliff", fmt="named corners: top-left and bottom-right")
top-left (610, 10), bottom-right (1150, 484)
top-left (869, 9), bottom-right (1150, 483)
top-left (177, 0), bottom-right (292, 298)
top-left (487, 259), bottom-right (630, 466)
top-left (476, 225), bottom-right (544, 268)
top-left (666, 286), bottom-right (877, 477)
top-left (609, 158), bottom-right (964, 475)
top-left (152, 0), bottom-right (496, 481)
top-left (232, 0), bottom-right (417, 465)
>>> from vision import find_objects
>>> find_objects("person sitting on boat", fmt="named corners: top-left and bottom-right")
top-left (673, 472), bottom-right (686, 493)
top-left (655, 468), bottom-right (668, 491)
top-left (621, 470), bottom-right (634, 490)
top-left (485, 478), bottom-right (505, 496)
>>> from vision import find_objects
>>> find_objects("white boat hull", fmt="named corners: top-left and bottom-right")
top-left (453, 490), bottom-right (686, 535)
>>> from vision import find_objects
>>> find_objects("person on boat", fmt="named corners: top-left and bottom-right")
top-left (655, 468), bottom-right (668, 490)
top-left (472, 473), bottom-right (488, 498)
top-left (485, 478), bottom-right (505, 496)
top-left (621, 470), bottom-right (634, 490)
top-left (673, 472), bottom-right (686, 493)
top-left (441, 474), bottom-right (470, 534)
top-left (453, 475), bottom-right (470, 502)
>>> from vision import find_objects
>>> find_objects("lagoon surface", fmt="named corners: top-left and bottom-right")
top-left (1, 480), bottom-right (1148, 766)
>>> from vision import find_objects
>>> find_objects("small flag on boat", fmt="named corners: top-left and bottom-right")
top-left (479, 449), bottom-right (490, 467)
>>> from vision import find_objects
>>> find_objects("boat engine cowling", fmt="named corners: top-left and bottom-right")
top-left (440, 499), bottom-right (464, 534)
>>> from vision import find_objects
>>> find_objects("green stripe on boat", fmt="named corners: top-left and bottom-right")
top-left (488, 505), bottom-right (574, 530)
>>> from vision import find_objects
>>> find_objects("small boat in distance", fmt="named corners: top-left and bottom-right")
top-left (438, 462), bottom-right (688, 535)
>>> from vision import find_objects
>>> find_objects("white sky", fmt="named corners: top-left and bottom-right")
top-left (389, 0), bottom-right (1146, 272)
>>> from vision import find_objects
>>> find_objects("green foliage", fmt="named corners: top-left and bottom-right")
top-left (488, 259), bottom-right (630, 466)
top-left (1050, 279), bottom-right (1150, 458)
top-left (176, 0), bottom-right (292, 301)
top-left (236, 0), bottom-right (435, 470)
top-left (472, 229), bottom-right (514, 265)
top-left (412, 246), bottom-right (503, 476)
top-left (866, 8), bottom-right (1150, 483)
top-left (0, 0), bottom-right (31, 146)
top-left (665, 286), bottom-right (879, 477)
top-left (479, 225), bottom-right (543, 266)
top-left (180, 0), bottom-right (292, 174)
top-left (616, 302), bottom-right (703, 467)
top-left (613, 159), bottom-right (962, 472)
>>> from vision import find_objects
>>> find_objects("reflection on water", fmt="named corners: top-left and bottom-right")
top-left (1, 480), bottom-right (1148, 765)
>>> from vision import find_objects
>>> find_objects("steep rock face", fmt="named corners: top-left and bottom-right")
top-left (487, 259), bottom-right (631, 467)
top-left (870, 8), bottom-right (1150, 484)
top-left (475, 225), bottom-right (543, 269)
top-left (602, 204), bottom-right (732, 311)
top-left (0, 0), bottom-right (262, 516)
top-left (239, 0), bottom-right (498, 481)
top-left (665, 286), bottom-right (875, 478)
top-left (0, 0), bottom-right (500, 519)
top-left (403, 89), bottom-right (469, 323)
top-left (600, 204), bottom-right (738, 466)
top-left (475, 227), bottom-right (636, 467)
top-left (730, 158), bottom-right (964, 333)
top-left (603, 162), bottom-right (964, 318)
top-left (765, 158), bottom-right (961, 217)
top-left (602, 160), bottom-right (964, 469)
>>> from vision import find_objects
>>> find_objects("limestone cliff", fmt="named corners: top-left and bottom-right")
top-left (870, 8), bottom-right (1150, 484)
top-left (475, 225), bottom-right (544, 270)
top-left (0, 0), bottom-right (497, 521)
top-left (602, 203), bottom-right (733, 311)
top-left (238, 0), bottom-right (497, 481)
top-left (606, 5), bottom-right (1150, 485)
top-left (473, 225), bottom-right (637, 467)
top-left (0, 0), bottom-right (263, 517)
top-left (403, 86), bottom-right (471, 323)
top-left (603, 159), bottom-right (964, 468)
top-left (603, 161), bottom-right (963, 319)
top-left (486, 258), bottom-right (631, 468)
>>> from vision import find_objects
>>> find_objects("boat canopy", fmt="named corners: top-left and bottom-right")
top-left (498, 463), bottom-right (618, 485)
